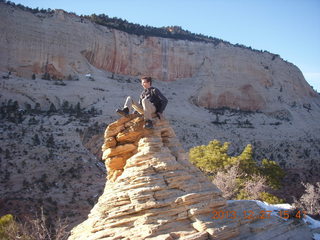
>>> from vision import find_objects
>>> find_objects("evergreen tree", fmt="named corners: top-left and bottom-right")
top-left (48, 103), bottom-right (57, 114)
top-left (237, 144), bottom-right (258, 175)
top-left (42, 72), bottom-right (51, 80)
top-left (259, 158), bottom-right (285, 189)
top-left (46, 134), bottom-right (55, 148)
top-left (24, 103), bottom-right (32, 113)
top-left (12, 101), bottom-right (19, 112)
top-left (67, 74), bottom-right (73, 80)
top-left (62, 100), bottom-right (69, 113)
top-left (32, 134), bottom-right (40, 145)
top-left (5, 149), bottom-right (11, 159)
top-left (75, 102), bottom-right (82, 117)
top-left (34, 102), bottom-right (41, 113)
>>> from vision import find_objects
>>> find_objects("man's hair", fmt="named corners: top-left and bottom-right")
top-left (141, 76), bottom-right (152, 85)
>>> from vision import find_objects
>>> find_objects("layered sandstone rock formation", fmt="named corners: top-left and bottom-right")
top-left (0, 3), bottom-right (318, 112)
top-left (69, 116), bottom-right (313, 240)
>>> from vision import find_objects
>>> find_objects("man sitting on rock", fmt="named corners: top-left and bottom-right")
top-left (116, 76), bottom-right (168, 129)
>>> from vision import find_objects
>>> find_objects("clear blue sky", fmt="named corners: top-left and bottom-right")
top-left (10, 0), bottom-right (320, 92)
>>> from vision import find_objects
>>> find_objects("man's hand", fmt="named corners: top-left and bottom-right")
top-left (156, 112), bottom-right (165, 121)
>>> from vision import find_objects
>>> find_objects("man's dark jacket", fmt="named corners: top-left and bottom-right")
top-left (139, 87), bottom-right (168, 113)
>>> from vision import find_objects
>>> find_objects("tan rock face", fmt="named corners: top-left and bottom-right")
top-left (1, 3), bottom-right (318, 113)
top-left (70, 115), bottom-right (228, 239)
top-left (198, 84), bottom-right (267, 111)
top-left (69, 116), bottom-right (313, 240)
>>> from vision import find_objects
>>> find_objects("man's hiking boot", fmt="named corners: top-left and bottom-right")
top-left (144, 120), bottom-right (153, 129)
top-left (116, 107), bottom-right (129, 117)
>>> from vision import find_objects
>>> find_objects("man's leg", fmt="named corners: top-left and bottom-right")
top-left (116, 96), bottom-right (133, 116)
top-left (142, 98), bottom-right (156, 129)
top-left (141, 98), bottom-right (156, 120)
top-left (124, 96), bottom-right (133, 110)
top-left (126, 96), bottom-right (144, 114)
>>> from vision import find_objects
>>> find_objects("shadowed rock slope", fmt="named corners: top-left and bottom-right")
top-left (69, 115), bottom-right (313, 240)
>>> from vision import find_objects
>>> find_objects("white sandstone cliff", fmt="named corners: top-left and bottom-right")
top-left (0, 3), bottom-right (318, 113)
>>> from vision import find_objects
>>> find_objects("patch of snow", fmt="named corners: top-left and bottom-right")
top-left (313, 233), bottom-right (320, 240)
top-left (304, 215), bottom-right (320, 229)
top-left (227, 199), bottom-right (292, 212)
top-left (254, 200), bottom-right (292, 211)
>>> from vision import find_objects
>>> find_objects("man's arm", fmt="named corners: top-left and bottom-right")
top-left (154, 88), bottom-right (168, 113)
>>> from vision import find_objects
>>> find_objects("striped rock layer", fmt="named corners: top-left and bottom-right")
top-left (69, 115), bottom-right (313, 240)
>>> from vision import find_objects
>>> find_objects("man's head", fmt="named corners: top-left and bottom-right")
top-left (141, 76), bottom-right (152, 89)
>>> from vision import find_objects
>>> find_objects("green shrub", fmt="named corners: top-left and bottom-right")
top-left (235, 190), bottom-right (284, 204)
top-left (189, 140), bottom-right (231, 173)
top-left (0, 214), bottom-right (22, 239)
top-left (259, 159), bottom-right (285, 189)
top-left (189, 139), bottom-right (285, 201)
top-left (235, 189), bottom-right (250, 200)
top-left (259, 192), bottom-right (285, 204)
top-left (190, 140), bottom-right (284, 184)
top-left (0, 214), bottom-right (14, 232)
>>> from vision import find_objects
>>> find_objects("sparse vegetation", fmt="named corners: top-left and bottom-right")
top-left (189, 140), bottom-right (285, 203)
top-left (32, 133), bottom-right (41, 145)
top-left (0, 100), bottom-right (24, 123)
top-left (0, 95), bottom-right (106, 235)
top-left (212, 164), bottom-right (241, 199)
top-left (84, 14), bottom-right (226, 45)
top-left (295, 182), bottom-right (320, 216)
top-left (303, 103), bottom-right (312, 111)
top-left (5, 149), bottom-right (11, 159)
top-left (67, 74), bottom-right (79, 81)
top-left (0, 99), bottom-right (101, 125)
top-left (42, 72), bottom-right (51, 80)
top-left (49, 103), bottom-right (57, 114)
top-left (237, 119), bottom-right (254, 128)
top-left (46, 134), bottom-right (55, 148)
top-left (0, 211), bottom-right (69, 240)
top-left (54, 80), bottom-right (67, 86)
top-left (2, 0), bottom-right (54, 14)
